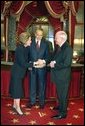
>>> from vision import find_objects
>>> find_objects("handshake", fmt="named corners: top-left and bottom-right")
top-left (47, 61), bottom-right (56, 68)
top-left (33, 59), bottom-right (46, 68)
top-left (28, 60), bottom-right (56, 70)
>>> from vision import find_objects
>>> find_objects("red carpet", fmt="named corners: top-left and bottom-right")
top-left (1, 97), bottom-right (84, 125)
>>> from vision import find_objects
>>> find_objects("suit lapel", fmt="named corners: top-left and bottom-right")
top-left (40, 39), bottom-right (44, 50)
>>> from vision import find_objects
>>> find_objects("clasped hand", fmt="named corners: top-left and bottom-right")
top-left (33, 59), bottom-right (46, 68)
top-left (49, 61), bottom-right (56, 68)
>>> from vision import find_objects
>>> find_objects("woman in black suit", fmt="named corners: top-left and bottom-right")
top-left (9, 32), bottom-right (32, 115)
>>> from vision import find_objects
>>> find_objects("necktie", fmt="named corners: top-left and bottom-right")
top-left (36, 41), bottom-right (40, 49)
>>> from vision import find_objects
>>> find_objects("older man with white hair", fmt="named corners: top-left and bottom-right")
top-left (49, 31), bottom-right (73, 119)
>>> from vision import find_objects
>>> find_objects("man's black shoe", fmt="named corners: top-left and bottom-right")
top-left (51, 114), bottom-right (66, 119)
top-left (39, 105), bottom-right (44, 109)
top-left (53, 106), bottom-right (60, 110)
top-left (27, 103), bottom-right (35, 108)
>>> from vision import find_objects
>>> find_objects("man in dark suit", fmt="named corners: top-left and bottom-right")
top-left (27, 28), bottom-right (49, 109)
top-left (49, 31), bottom-right (73, 119)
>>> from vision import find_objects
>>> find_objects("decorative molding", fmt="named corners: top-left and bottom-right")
top-left (71, 1), bottom-right (77, 16)
top-left (10, 1), bottom-right (33, 22)
top-left (63, 1), bottom-right (78, 16)
top-left (25, 1), bottom-right (33, 6)
top-left (5, 16), bottom-right (9, 62)
top-left (10, 1), bottom-right (25, 22)
top-left (69, 10), bottom-right (71, 46)
top-left (3, 1), bottom-right (12, 15)
top-left (63, 1), bottom-right (71, 9)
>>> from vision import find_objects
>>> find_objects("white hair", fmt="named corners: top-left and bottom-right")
top-left (56, 31), bottom-right (67, 42)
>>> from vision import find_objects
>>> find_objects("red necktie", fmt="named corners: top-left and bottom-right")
top-left (36, 41), bottom-right (40, 49)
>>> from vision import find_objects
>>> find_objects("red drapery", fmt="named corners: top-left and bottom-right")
top-left (9, 1), bottom-right (24, 14)
top-left (69, 11), bottom-right (77, 48)
top-left (2, 1), bottom-right (79, 46)
top-left (9, 1), bottom-right (63, 35)
top-left (16, 1), bottom-right (79, 48)
top-left (17, 9), bottom-right (33, 35)
top-left (44, 1), bottom-right (66, 19)
top-left (48, 17), bottom-right (63, 31)
top-left (69, 1), bottom-right (79, 48)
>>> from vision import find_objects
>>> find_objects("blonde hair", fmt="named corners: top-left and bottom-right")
top-left (19, 32), bottom-right (31, 44)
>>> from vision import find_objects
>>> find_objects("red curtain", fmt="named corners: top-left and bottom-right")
top-left (44, 1), bottom-right (64, 34)
top-left (10, 1), bottom-right (24, 14)
top-left (48, 17), bottom-right (63, 32)
top-left (69, 1), bottom-right (79, 48)
top-left (17, 9), bottom-right (33, 35)
top-left (44, 1), bottom-right (79, 48)
top-left (44, 1), bottom-right (65, 19)
top-left (69, 11), bottom-right (77, 48)
top-left (16, 1), bottom-right (48, 35)
top-left (2, 1), bottom-right (79, 46)
top-left (10, 1), bottom-right (64, 35)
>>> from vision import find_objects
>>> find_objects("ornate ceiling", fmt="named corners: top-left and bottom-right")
top-left (1, 1), bottom-right (79, 20)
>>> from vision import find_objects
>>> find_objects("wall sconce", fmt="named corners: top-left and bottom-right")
top-left (72, 51), bottom-right (78, 64)
top-left (1, 36), bottom-right (5, 43)
top-left (73, 51), bottom-right (78, 57)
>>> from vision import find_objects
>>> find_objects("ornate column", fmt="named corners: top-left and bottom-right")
top-left (2, 1), bottom-right (12, 62)
top-left (5, 15), bottom-right (9, 62)
top-left (8, 15), bottom-right (16, 50)
top-left (16, 18), bottom-right (20, 44)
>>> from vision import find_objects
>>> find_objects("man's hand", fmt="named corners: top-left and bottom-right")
top-left (37, 59), bottom-right (46, 65)
top-left (49, 61), bottom-right (56, 68)
top-left (33, 59), bottom-right (46, 68)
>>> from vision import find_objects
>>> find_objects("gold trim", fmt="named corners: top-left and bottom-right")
top-left (44, 1), bottom-right (65, 18)
top-left (63, 1), bottom-right (70, 9)
top-left (3, 1), bottom-right (12, 14)
top-left (10, 1), bottom-right (33, 22)
top-left (25, 1), bottom-right (33, 6)
top-left (69, 10), bottom-right (71, 46)
top-left (71, 1), bottom-right (77, 16)
top-left (14, 1), bottom-right (33, 19)
top-left (15, 1), bottom-right (25, 15)
top-left (5, 16), bottom-right (9, 62)
top-left (10, 1), bottom-right (26, 22)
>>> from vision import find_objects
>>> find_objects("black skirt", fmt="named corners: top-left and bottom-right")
top-left (9, 75), bottom-right (24, 98)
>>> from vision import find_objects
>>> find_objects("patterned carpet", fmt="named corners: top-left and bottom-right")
top-left (1, 97), bottom-right (84, 125)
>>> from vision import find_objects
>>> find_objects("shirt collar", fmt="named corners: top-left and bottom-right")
top-left (36, 39), bottom-right (40, 43)
top-left (60, 41), bottom-right (66, 47)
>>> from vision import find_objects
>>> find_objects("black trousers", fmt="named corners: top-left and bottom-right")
top-left (56, 80), bottom-right (70, 115)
